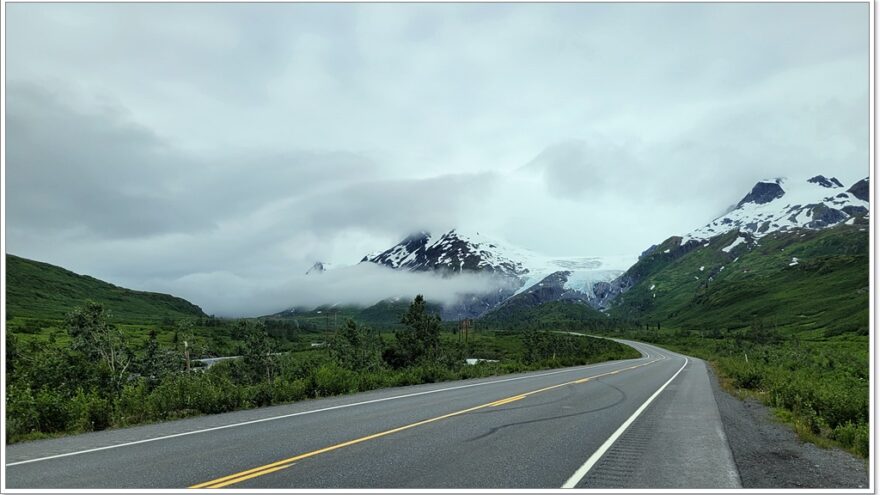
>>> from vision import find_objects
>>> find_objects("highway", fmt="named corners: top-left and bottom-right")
top-left (5, 340), bottom-right (741, 489)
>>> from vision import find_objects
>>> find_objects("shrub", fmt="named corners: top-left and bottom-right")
top-left (313, 364), bottom-right (358, 396)
top-left (34, 387), bottom-right (71, 433)
top-left (6, 383), bottom-right (39, 440)
top-left (69, 388), bottom-right (112, 432)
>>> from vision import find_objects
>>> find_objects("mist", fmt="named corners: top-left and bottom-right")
top-left (152, 262), bottom-right (512, 317)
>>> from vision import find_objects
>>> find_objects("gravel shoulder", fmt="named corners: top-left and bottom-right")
top-left (707, 365), bottom-right (869, 488)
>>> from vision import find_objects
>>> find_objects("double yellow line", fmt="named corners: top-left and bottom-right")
top-left (190, 354), bottom-right (665, 489)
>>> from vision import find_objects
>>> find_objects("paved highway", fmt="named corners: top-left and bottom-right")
top-left (5, 340), bottom-right (741, 489)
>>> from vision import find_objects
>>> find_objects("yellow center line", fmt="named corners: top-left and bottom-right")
top-left (207, 463), bottom-right (296, 489)
top-left (190, 355), bottom-right (666, 489)
top-left (488, 395), bottom-right (527, 407)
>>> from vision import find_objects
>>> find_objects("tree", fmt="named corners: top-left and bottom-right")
top-left (137, 329), bottom-right (179, 389)
top-left (330, 320), bottom-right (383, 372)
top-left (394, 295), bottom-right (442, 365)
top-left (243, 322), bottom-right (276, 384)
top-left (65, 302), bottom-right (132, 390)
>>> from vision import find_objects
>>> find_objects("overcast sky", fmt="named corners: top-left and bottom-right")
top-left (5, 3), bottom-right (869, 315)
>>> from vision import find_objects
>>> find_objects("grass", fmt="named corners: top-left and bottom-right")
top-left (6, 254), bottom-right (205, 323)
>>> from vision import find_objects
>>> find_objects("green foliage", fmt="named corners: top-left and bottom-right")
top-left (329, 320), bottom-right (383, 372)
top-left (480, 300), bottom-right (625, 332)
top-left (6, 254), bottom-right (205, 322)
top-left (6, 298), bottom-right (640, 444)
top-left (241, 321), bottom-right (278, 384)
top-left (624, 328), bottom-right (869, 458)
top-left (65, 302), bottom-right (133, 389)
top-left (608, 225), bottom-right (869, 337)
top-left (392, 295), bottom-right (442, 366)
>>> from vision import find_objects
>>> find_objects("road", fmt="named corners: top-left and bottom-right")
top-left (5, 340), bottom-right (741, 489)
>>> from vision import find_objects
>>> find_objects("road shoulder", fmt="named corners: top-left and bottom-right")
top-left (706, 364), bottom-right (869, 488)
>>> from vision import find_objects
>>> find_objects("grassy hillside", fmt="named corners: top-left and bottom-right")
top-left (607, 224), bottom-right (869, 338)
top-left (5, 254), bottom-right (206, 323)
top-left (478, 300), bottom-right (621, 332)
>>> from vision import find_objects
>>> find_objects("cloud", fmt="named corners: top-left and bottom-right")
top-left (3, 3), bottom-right (868, 316)
top-left (151, 262), bottom-right (510, 317)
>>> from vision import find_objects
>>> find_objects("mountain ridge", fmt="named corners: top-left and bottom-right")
top-left (5, 253), bottom-right (206, 322)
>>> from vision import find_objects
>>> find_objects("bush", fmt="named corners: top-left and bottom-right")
top-left (34, 387), bottom-right (71, 433)
top-left (69, 388), bottom-right (112, 432)
top-left (6, 383), bottom-right (39, 440)
top-left (313, 364), bottom-right (358, 396)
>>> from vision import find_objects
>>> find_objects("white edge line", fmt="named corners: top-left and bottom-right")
top-left (7, 347), bottom-right (651, 467)
top-left (561, 356), bottom-right (689, 489)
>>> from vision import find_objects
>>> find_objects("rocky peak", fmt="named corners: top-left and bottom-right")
top-left (361, 231), bottom-right (433, 268)
top-left (736, 180), bottom-right (785, 208)
top-left (847, 177), bottom-right (869, 202)
top-left (807, 175), bottom-right (844, 188)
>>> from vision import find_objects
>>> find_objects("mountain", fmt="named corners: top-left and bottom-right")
top-left (482, 175), bottom-right (868, 337)
top-left (361, 229), bottom-right (634, 319)
top-left (683, 175), bottom-right (868, 242)
top-left (605, 222), bottom-right (869, 337)
top-left (287, 174), bottom-right (868, 325)
top-left (5, 254), bottom-right (206, 323)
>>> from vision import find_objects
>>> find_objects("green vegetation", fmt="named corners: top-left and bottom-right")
top-left (5, 295), bottom-right (638, 444)
top-left (570, 224), bottom-right (868, 457)
top-left (6, 254), bottom-right (205, 323)
top-left (469, 223), bottom-right (869, 457)
top-left (616, 327), bottom-right (868, 458)
top-left (479, 300), bottom-right (624, 332)
top-left (5, 220), bottom-right (869, 459)
top-left (607, 225), bottom-right (869, 336)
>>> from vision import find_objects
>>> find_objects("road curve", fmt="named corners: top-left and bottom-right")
top-left (5, 340), bottom-right (741, 489)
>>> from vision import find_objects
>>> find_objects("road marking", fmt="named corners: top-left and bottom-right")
top-left (488, 395), bottom-right (527, 407)
top-left (6, 352), bottom-right (652, 468)
top-left (207, 463), bottom-right (296, 489)
top-left (190, 354), bottom-right (669, 489)
top-left (561, 357), bottom-right (689, 489)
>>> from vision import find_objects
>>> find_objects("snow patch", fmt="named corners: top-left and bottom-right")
top-left (721, 236), bottom-right (747, 253)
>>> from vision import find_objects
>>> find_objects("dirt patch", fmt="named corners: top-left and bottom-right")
top-left (706, 365), bottom-right (869, 488)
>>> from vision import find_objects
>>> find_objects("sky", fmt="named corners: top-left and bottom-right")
top-left (4, 3), bottom-right (870, 316)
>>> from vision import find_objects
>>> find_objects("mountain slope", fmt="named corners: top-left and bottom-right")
top-left (5, 254), bottom-right (206, 322)
top-left (684, 175), bottom-right (868, 242)
top-left (607, 221), bottom-right (869, 337)
top-left (361, 229), bottom-right (634, 318)
top-left (480, 175), bottom-right (869, 334)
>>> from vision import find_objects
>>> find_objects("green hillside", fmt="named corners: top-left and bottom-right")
top-left (479, 300), bottom-right (619, 332)
top-left (608, 224), bottom-right (869, 338)
top-left (5, 254), bottom-right (206, 323)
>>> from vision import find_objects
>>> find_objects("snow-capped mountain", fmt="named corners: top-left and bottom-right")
top-left (285, 174), bottom-right (868, 321)
top-left (683, 175), bottom-right (869, 243)
top-left (586, 175), bottom-right (872, 311)
top-left (361, 229), bottom-right (635, 317)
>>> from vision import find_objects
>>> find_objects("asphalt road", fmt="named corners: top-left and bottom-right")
top-left (5, 340), bottom-right (741, 489)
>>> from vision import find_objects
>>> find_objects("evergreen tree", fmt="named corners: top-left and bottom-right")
top-left (394, 295), bottom-right (442, 365)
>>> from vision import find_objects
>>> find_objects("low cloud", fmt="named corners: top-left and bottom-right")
top-left (152, 262), bottom-right (510, 317)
